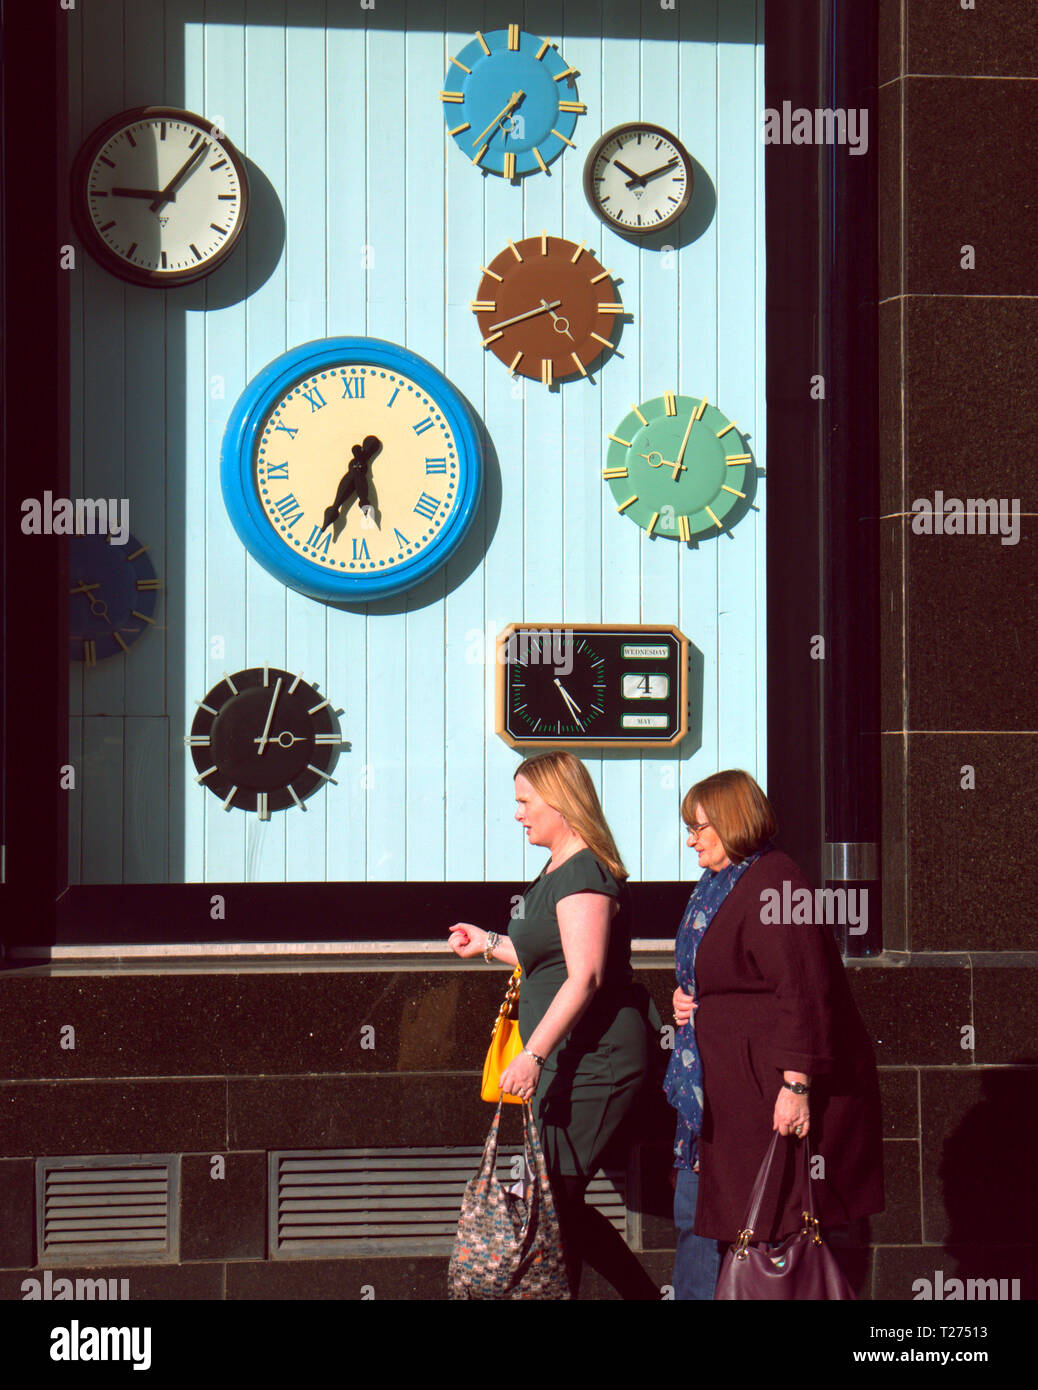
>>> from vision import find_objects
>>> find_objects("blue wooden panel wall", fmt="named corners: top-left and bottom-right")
top-left (66, 1), bottom-right (766, 889)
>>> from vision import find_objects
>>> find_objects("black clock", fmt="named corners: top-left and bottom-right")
top-left (496, 624), bottom-right (689, 749)
top-left (186, 666), bottom-right (346, 817)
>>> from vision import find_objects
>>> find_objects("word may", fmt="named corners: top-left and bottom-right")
top-left (761, 101), bottom-right (869, 156)
top-left (23, 1270), bottom-right (129, 1300)
top-left (502, 630), bottom-right (574, 677)
top-left (911, 493), bottom-right (1020, 546)
top-left (760, 882), bottom-right (868, 935)
top-left (50, 1320), bottom-right (151, 1371)
top-left (913, 1270), bottom-right (1020, 1300)
top-left (21, 493), bottom-right (130, 545)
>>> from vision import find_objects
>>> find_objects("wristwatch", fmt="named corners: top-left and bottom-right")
top-left (782, 1080), bottom-right (811, 1095)
top-left (483, 932), bottom-right (500, 962)
top-left (523, 1048), bottom-right (547, 1066)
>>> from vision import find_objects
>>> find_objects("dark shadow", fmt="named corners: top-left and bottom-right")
top-left (609, 157), bottom-right (717, 253)
top-left (199, 156), bottom-right (285, 309)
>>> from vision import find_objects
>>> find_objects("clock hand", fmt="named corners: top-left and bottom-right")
top-left (256, 676), bottom-right (283, 757)
top-left (488, 299), bottom-right (563, 333)
top-left (613, 158), bottom-right (645, 186)
top-left (541, 299), bottom-right (574, 341)
top-left (111, 186), bottom-right (167, 199)
top-left (632, 157), bottom-right (680, 187)
top-left (149, 140), bottom-right (209, 213)
top-left (554, 678), bottom-right (583, 721)
top-left (471, 91), bottom-right (524, 148)
top-left (321, 435), bottom-right (381, 532)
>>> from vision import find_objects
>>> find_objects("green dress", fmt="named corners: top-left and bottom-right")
top-left (510, 849), bottom-right (651, 1179)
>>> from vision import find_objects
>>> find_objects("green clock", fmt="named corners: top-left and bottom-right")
top-left (603, 393), bottom-right (753, 541)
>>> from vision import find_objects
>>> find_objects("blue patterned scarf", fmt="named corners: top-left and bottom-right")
top-left (663, 848), bottom-right (767, 1150)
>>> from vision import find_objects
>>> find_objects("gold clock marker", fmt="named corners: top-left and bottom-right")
top-left (570, 353), bottom-right (587, 377)
top-left (508, 23), bottom-right (520, 50)
top-left (532, 147), bottom-right (547, 172)
top-left (569, 240), bottom-right (586, 263)
top-left (470, 300), bottom-right (496, 312)
top-left (632, 404), bottom-right (648, 425)
top-left (554, 67), bottom-right (578, 81)
top-left (722, 485), bottom-right (746, 498)
top-left (507, 239), bottom-right (524, 262)
top-left (508, 351), bottom-right (523, 375)
top-left (472, 143), bottom-right (488, 165)
top-left (678, 515), bottom-right (691, 542)
top-left (608, 433), bottom-right (633, 447)
top-left (597, 302), bottom-right (624, 314)
top-left (480, 264), bottom-right (503, 282)
top-left (558, 101), bottom-right (586, 113)
top-left (716, 420), bottom-right (738, 438)
top-left (541, 229), bottom-right (548, 255)
top-left (705, 506), bottom-right (723, 529)
top-left (503, 152), bottom-right (516, 179)
top-left (616, 495), bottom-right (638, 513)
top-left (475, 31), bottom-right (491, 54)
top-left (551, 128), bottom-right (576, 148)
top-left (448, 122), bottom-right (471, 136)
top-left (726, 453), bottom-right (752, 465)
top-left (695, 397), bottom-right (709, 420)
top-left (541, 358), bottom-right (553, 386)
top-left (664, 392), bottom-right (677, 415)
top-left (450, 56), bottom-right (472, 73)
top-left (535, 37), bottom-right (552, 60)
top-left (602, 467), bottom-right (628, 479)
top-left (646, 512), bottom-right (660, 536)
top-left (440, 90), bottom-right (464, 103)
top-left (590, 332), bottom-right (613, 349)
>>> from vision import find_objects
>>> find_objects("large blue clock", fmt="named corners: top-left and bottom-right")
top-left (221, 338), bottom-right (484, 601)
top-left (441, 25), bottom-right (584, 178)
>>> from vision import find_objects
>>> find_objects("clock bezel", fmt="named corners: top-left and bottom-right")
top-left (70, 105), bottom-right (251, 288)
top-left (220, 336), bottom-right (484, 602)
top-left (495, 622), bottom-right (690, 749)
top-left (582, 122), bottom-right (695, 236)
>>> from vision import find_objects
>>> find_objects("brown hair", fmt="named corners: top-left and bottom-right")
top-left (514, 752), bottom-right (628, 881)
top-left (680, 769), bottom-right (777, 863)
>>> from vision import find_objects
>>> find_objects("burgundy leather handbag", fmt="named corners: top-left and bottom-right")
top-left (714, 1132), bottom-right (856, 1300)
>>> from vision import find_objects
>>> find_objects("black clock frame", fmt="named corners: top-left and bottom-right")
top-left (1, 1), bottom-right (878, 953)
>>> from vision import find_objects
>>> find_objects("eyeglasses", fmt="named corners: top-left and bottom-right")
top-left (686, 821), bottom-right (711, 840)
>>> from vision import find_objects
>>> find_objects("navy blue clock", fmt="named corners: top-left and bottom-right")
top-left (441, 25), bottom-right (584, 179)
top-left (221, 338), bottom-right (484, 602)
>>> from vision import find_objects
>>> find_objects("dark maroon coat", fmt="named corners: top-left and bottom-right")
top-left (692, 849), bottom-right (884, 1243)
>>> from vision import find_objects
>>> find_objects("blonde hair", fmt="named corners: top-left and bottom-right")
top-left (681, 769), bottom-right (777, 863)
top-left (514, 752), bottom-right (628, 881)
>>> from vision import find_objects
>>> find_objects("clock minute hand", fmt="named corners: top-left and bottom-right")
top-left (613, 158), bottom-right (646, 188)
top-left (256, 676), bottom-right (283, 757)
top-left (149, 141), bottom-right (209, 213)
top-left (554, 678), bottom-right (583, 721)
top-left (637, 157), bottom-right (680, 185)
top-left (488, 299), bottom-right (562, 333)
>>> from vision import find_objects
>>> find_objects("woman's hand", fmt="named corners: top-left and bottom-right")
top-left (498, 1050), bottom-right (541, 1102)
top-left (447, 923), bottom-right (488, 959)
top-left (773, 1086), bottom-right (810, 1138)
top-left (673, 986), bottom-right (697, 1027)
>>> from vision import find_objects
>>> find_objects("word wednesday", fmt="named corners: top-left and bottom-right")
top-left (760, 882), bottom-right (867, 935)
top-left (50, 1320), bottom-right (151, 1371)
top-left (761, 101), bottom-right (868, 155)
top-left (21, 493), bottom-right (129, 545)
top-left (911, 492), bottom-right (1020, 546)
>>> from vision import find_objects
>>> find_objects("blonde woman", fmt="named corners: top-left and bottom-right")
top-left (448, 752), bottom-right (657, 1300)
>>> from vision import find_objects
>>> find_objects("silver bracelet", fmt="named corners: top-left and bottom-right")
top-left (523, 1048), bottom-right (546, 1066)
top-left (483, 931), bottom-right (499, 962)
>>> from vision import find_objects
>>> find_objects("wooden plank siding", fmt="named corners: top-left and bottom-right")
top-left (66, 4), bottom-right (766, 887)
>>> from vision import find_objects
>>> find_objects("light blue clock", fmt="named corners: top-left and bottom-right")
top-left (221, 338), bottom-right (484, 602)
top-left (441, 24), bottom-right (585, 178)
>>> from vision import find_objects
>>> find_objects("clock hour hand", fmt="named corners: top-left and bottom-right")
top-left (541, 299), bottom-right (574, 341)
top-left (111, 186), bottom-right (167, 199)
top-left (612, 158), bottom-right (645, 187)
top-left (488, 299), bottom-right (563, 333)
top-left (321, 435), bottom-right (381, 533)
top-left (149, 141), bottom-right (209, 213)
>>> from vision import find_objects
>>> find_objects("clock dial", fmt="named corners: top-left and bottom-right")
top-left (71, 107), bottom-right (249, 286)
top-left (69, 533), bottom-right (162, 665)
top-left (497, 625), bottom-right (689, 748)
top-left (604, 394), bottom-right (752, 540)
top-left (222, 338), bottom-right (484, 601)
top-left (442, 26), bottom-right (584, 178)
top-left (584, 123), bottom-right (694, 235)
top-left (186, 667), bottom-right (345, 817)
top-left (473, 234), bottom-right (623, 383)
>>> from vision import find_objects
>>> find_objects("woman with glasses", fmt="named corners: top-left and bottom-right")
top-left (666, 769), bottom-right (883, 1299)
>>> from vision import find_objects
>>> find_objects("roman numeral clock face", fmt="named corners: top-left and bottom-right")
top-left (221, 339), bottom-right (484, 601)
top-left (71, 106), bottom-right (249, 286)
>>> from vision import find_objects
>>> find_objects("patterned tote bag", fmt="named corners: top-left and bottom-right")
top-left (448, 1101), bottom-right (570, 1300)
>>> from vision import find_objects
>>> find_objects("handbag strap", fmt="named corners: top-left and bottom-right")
top-left (478, 1101), bottom-right (504, 1181)
top-left (733, 1132), bottom-right (819, 1254)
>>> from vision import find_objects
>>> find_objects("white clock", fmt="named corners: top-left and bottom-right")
top-left (583, 122), bottom-right (694, 236)
top-left (71, 106), bottom-right (250, 286)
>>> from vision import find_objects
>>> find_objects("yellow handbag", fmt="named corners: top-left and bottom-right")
top-left (481, 965), bottom-right (524, 1104)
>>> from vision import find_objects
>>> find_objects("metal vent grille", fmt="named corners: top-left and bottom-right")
top-left (36, 1155), bottom-right (178, 1265)
top-left (270, 1146), bottom-right (627, 1259)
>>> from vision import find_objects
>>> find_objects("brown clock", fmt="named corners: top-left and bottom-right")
top-left (471, 232), bottom-right (624, 384)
